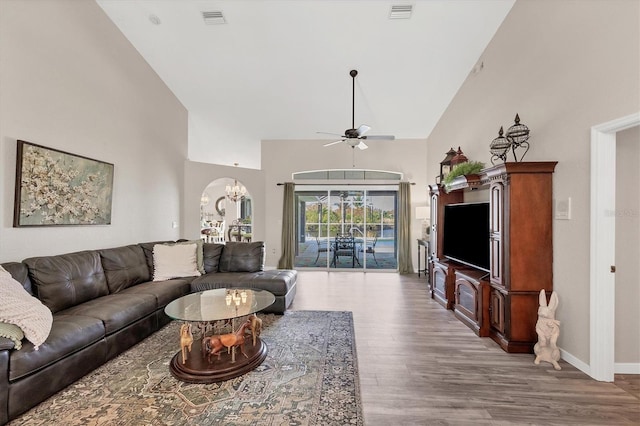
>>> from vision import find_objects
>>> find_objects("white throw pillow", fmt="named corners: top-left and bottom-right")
top-left (175, 239), bottom-right (205, 274)
top-left (153, 243), bottom-right (201, 281)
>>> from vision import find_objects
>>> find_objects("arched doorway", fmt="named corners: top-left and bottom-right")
top-left (200, 177), bottom-right (252, 243)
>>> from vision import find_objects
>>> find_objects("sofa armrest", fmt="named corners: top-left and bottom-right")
top-left (0, 342), bottom-right (9, 425)
top-left (0, 337), bottom-right (14, 351)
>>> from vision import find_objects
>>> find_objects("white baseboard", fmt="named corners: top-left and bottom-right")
top-left (615, 363), bottom-right (640, 374)
top-left (559, 349), bottom-right (640, 377)
top-left (560, 348), bottom-right (591, 376)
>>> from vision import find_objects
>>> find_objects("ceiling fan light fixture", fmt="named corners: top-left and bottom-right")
top-left (356, 124), bottom-right (371, 136)
top-left (318, 69), bottom-right (396, 149)
top-left (389, 5), bottom-right (413, 20)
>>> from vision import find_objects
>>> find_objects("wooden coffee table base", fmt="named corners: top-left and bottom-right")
top-left (169, 338), bottom-right (268, 383)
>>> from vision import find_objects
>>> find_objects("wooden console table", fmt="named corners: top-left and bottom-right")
top-left (417, 239), bottom-right (430, 281)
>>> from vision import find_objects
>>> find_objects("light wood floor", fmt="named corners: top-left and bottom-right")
top-left (289, 271), bottom-right (640, 425)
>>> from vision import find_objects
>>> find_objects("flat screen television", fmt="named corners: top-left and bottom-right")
top-left (442, 202), bottom-right (490, 272)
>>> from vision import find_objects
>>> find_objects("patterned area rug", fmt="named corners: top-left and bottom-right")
top-left (10, 311), bottom-right (362, 426)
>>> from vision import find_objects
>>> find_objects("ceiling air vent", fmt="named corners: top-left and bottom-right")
top-left (389, 5), bottom-right (413, 19)
top-left (202, 11), bottom-right (226, 25)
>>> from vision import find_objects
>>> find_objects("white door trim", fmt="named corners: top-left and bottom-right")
top-left (590, 112), bottom-right (640, 382)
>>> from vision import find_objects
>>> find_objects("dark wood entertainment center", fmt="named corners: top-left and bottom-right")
top-left (429, 162), bottom-right (557, 353)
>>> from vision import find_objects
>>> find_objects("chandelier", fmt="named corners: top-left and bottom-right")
top-left (225, 179), bottom-right (246, 203)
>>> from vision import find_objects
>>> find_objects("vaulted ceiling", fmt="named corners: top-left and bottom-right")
top-left (96, 0), bottom-right (514, 165)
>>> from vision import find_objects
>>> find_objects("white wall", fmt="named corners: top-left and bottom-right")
top-left (425, 0), bottom-right (640, 363)
top-left (188, 113), bottom-right (261, 170)
top-left (615, 126), bottom-right (639, 364)
top-left (0, 0), bottom-right (187, 262)
top-left (260, 138), bottom-right (428, 268)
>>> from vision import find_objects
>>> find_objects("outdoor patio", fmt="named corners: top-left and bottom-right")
top-left (294, 238), bottom-right (397, 270)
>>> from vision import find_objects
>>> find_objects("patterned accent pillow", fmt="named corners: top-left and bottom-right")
top-left (0, 322), bottom-right (24, 350)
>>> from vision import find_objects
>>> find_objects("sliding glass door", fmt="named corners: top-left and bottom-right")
top-left (294, 188), bottom-right (397, 270)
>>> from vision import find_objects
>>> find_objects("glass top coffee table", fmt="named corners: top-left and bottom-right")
top-left (164, 288), bottom-right (275, 383)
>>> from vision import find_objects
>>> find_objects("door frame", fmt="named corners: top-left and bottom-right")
top-left (590, 112), bottom-right (640, 382)
top-left (294, 185), bottom-right (398, 271)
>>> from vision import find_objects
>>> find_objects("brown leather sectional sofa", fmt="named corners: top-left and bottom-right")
top-left (0, 240), bottom-right (297, 425)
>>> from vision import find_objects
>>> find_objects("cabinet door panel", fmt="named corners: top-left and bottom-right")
top-left (490, 237), bottom-right (502, 285)
top-left (490, 183), bottom-right (504, 286)
top-left (429, 193), bottom-right (438, 258)
top-left (455, 279), bottom-right (478, 321)
top-left (490, 183), bottom-right (504, 234)
top-left (489, 288), bottom-right (505, 334)
top-left (432, 266), bottom-right (447, 300)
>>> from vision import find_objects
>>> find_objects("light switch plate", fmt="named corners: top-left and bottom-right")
top-left (555, 197), bottom-right (571, 220)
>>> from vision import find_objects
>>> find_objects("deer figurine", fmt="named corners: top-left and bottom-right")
top-left (533, 289), bottom-right (561, 370)
top-left (179, 323), bottom-right (194, 365)
top-left (202, 319), bottom-right (252, 363)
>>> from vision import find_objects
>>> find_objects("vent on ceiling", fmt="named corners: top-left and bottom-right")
top-left (389, 5), bottom-right (413, 19)
top-left (202, 11), bottom-right (226, 25)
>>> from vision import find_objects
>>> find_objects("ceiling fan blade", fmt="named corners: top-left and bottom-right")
top-left (357, 141), bottom-right (368, 150)
top-left (356, 124), bottom-right (371, 136)
top-left (323, 140), bottom-right (344, 147)
top-left (317, 131), bottom-right (345, 137)
top-left (363, 135), bottom-right (396, 140)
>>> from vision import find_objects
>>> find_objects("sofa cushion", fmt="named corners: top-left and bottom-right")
top-left (58, 293), bottom-right (156, 335)
top-left (23, 251), bottom-right (109, 314)
top-left (190, 272), bottom-right (245, 291)
top-left (9, 314), bottom-right (105, 381)
top-left (99, 245), bottom-right (150, 293)
top-left (0, 262), bottom-right (32, 295)
top-left (191, 269), bottom-right (296, 297)
top-left (237, 270), bottom-right (297, 296)
top-left (118, 278), bottom-right (192, 308)
top-left (138, 241), bottom-right (175, 278)
top-left (218, 242), bottom-right (265, 273)
top-left (202, 243), bottom-right (224, 273)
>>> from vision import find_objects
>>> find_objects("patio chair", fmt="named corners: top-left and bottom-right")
top-left (332, 233), bottom-right (360, 267)
top-left (314, 236), bottom-right (333, 264)
top-left (359, 235), bottom-right (379, 265)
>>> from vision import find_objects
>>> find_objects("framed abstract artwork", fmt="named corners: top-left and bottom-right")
top-left (13, 140), bottom-right (114, 227)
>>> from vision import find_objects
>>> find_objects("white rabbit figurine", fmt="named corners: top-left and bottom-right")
top-left (533, 289), bottom-right (561, 370)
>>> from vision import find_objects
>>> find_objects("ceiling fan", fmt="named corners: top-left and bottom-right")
top-left (318, 70), bottom-right (395, 150)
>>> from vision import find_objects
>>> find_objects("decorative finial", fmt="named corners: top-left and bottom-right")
top-left (490, 126), bottom-right (512, 165)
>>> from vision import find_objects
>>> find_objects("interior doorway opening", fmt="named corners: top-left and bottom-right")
top-left (200, 177), bottom-right (252, 243)
top-left (590, 112), bottom-right (640, 382)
